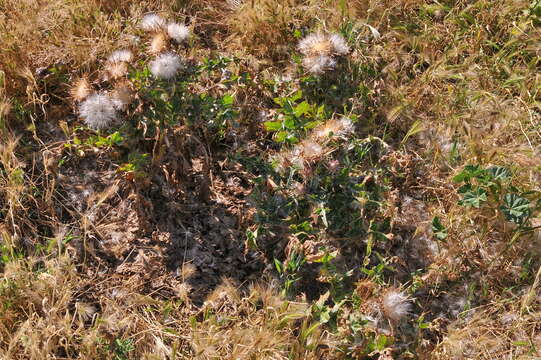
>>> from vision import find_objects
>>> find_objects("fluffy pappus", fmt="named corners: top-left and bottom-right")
top-left (79, 93), bottom-right (118, 129)
top-left (149, 33), bottom-right (169, 55)
top-left (381, 289), bottom-right (412, 322)
top-left (314, 117), bottom-right (354, 139)
top-left (329, 33), bottom-right (349, 55)
top-left (107, 49), bottom-right (133, 64)
top-left (298, 32), bottom-right (349, 74)
top-left (140, 14), bottom-right (166, 32)
top-left (150, 52), bottom-right (183, 80)
top-left (298, 33), bottom-right (330, 57)
top-left (167, 23), bottom-right (190, 43)
top-left (298, 32), bottom-right (349, 57)
top-left (105, 61), bottom-right (128, 80)
top-left (296, 139), bottom-right (326, 162)
top-left (110, 83), bottom-right (134, 111)
top-left (70, 77), bottom-right (92, 102)
top-left (302, 55), bottom-right (336, 75)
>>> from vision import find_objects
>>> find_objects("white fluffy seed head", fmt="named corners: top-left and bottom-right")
top-left (298, 32), bottom-right (349, 74)
top-left (150, 52), bottom-right (182, 80)
top-left (105, 61), bottom-right (128, 80)
top-left (140, 14), bottom-right (166, 32)
top-left (167, 23), bottom-right (190, 43)
top-left (315, 117), bottom-right (355, 139)
top-left (149, 33), bottom-right (168, 55)
top-left (337, 117), bottom-right (354, 135)
top-left (302, 55), bottom-right (336, 75)
top-left (300, 140), bottom-right (324, 159)
top-left (107, 49), bottom-right (134, 63)
top-left (298, 32), bottom-right (349, 56)
top-left (79, 93), bottom-right (117, 130)
top-left (329, 33), bottom-right (349, 55)
top-left (382, 290), bottom-right (411, 322)
top-left (298, 33), bottom-right (330, 56)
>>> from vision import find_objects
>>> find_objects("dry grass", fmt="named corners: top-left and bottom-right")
top-left (1, 0), bottom-right (541, 358)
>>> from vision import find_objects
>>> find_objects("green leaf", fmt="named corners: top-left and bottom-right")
top-left (246, 227), bottom-right (258, 249)
top-left (264, 121), bottom-right (282, 131)
top-left (459, 187), bottom-right (487, 208)
top-left (221, 94), bottom-right (234, 106)
top-left (319, 307), bottom-right (331, 324)
top-left (291, 90), bottom-right (303, 102)
top-left (453, 165), bottom-right (486, 183)
top-left (457, 183), bottom-right (472, 194)
top-left (304, 121), bottom-right (320, 130)
top-left (418, 322), bottom-right (431, 329)
top-left (284, 117), bottom-right (296, 130)
top-left (293, 101), bottom-right (311, 117)
top-left (487, 166), bottom-right (511, 181)
top-left (500, 193), bottom-right (530, 224)
top-left (275, 130), bottom-right (288, 143)
top-left (273, 97), bottom-right (285, 106)
top-left (431, 216), bottom-right (448, 241)
top-left (274, 258), bottom-right (283, 274)
top-left (376, 334), bottom-right (388, 350)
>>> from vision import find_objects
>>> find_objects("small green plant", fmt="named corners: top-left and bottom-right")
top-left (453, 165), bottom-right (535, 226)
top-left (431, 216), bottom-right (448, 241)
top-left (113, 338), bottom-right (135, 360)
top-left (118, 152), bottom-right (150, 179)
top-left (70, 131), bottom-right (124, 149)
top-left (264, 90), bottom-right (326, 143)
top-left (274, 250), bottom-right (306, 297)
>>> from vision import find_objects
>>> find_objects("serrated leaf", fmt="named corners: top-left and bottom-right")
top-left (500, 193), bottom-right (530, 224)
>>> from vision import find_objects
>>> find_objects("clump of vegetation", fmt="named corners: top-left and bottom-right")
top-left (2, 0), bottom-right (541, 359)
